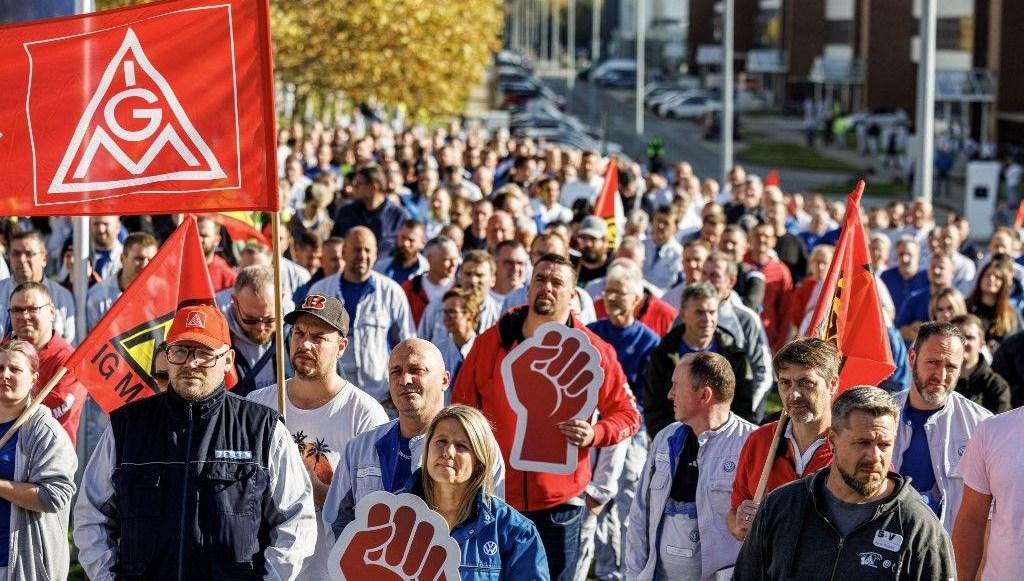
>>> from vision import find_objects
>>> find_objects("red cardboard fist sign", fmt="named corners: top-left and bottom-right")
top-left (330, 491), bottom-right (462, 581)
top-left (501, 322), bottom-right (603, 474)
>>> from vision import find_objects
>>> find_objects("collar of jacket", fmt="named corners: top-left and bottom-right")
top-left (498, 305), bottom-right (577, 352)
top-left (405, 468), bottom-right (489, 526)
top-left (807, 467), bottom-right (910, 520)
top-left (163, 384), bottom-right (227, 420)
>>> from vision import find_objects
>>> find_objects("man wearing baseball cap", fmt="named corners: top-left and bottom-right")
top-left (248, 294), bottom-right (389, 581)
top-left (74, 303), bottom-right (317, 581)
top-left (575, 216), bottom-right (613, 286)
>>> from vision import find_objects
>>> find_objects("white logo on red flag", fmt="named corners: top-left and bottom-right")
top-left (47, 28), bottom-right (225, 193)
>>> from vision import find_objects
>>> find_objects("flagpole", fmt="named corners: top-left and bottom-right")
top-left (753, 411), bottom-right (787, 503)
top-left (270, 212), bottom-right (287, 420)
top-left (0, 368), bottom-right (68, 449)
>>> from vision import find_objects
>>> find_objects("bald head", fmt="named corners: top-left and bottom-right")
top-left (342, 226), bottom-right (377, 282)
top-left (388, 339), bottom-right (450, 434)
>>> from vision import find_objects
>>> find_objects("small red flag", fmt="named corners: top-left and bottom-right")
top-left (765, 169), bottom-right (781, 188)
top-left (592, 156), bottom-right (622, 249)
top-left (0, 0), bottom-right (279, 215)
top-left (211, 212), bottom-right (271, 247)
top-left (805, 181), bottom-right (895, 391)
top-left (63, 215), bottom-right (227, 413)
top-left (1014, 199), bottom-right (1024, 231)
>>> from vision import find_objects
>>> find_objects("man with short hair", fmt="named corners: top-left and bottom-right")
top-left (718, 225), bottom-right (765, 313)
top-left (951, 314), bottom-right (1011, 413)
top-left (85, 232), bottom-right (158, 329)
top-left (895, 254), bottom-right (955, 342)
top-left (197, 215), bottom-right (236, 292)
top-left (643, 205), bottom-right (683, 292)
top-left (491, 239), bottom-right (529, 304)
top-left (323, 338), bottom-right (504, 542)
top-left (485, 210), bottom-right (515, 253)
top-left (224, 265), bottom-right (286, 396)
top-left (74, 304), bottom-right (317, 580)
top-left (401, 236), bottom-right (459, 326)
top-left (331, 163), bottom-right (411, 262)
top-left (373, 219), bottom-right (428, 284)
top-left (930, 224), bottom-right (976, 296)
top-left (891, 321), bottom-right (991, 532)
top-left (293, 236), bottom-right (344, 303)
top-left (417, 249), bottom-right (501, 342)
top-left (308, 227), bottom-right (414, 403)
top-left (879, 235), bottom-right (927, 314)
top-left (733, 388), bottom-right (955, 580)
top-left (727, 338), bottom-right (838, 541)
top-left (248, 295), bottom-right (388, 581)
top-left (89, 215), bottom-right (123, 281)
top-left (7, 282), bottom-right (86, 445)
top-left (627, 352), bottom-right (756, 580)
top-left (660, 240), bottom-right (712, 311)
top-left (645, 282), bottom-right (755, 434)
top-left (745, 222), bottom-right (794, 351)
top-left (0, 230), bottom-right (77, 345)
top-left (454, 254), bottom-right (641, 581)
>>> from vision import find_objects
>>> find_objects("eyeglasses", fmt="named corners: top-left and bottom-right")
top-left (8, 304), bottom-right (51, 317)
top-left (9, 250), bottom-right (42, 260)
top-left (165, 345), bottom-right (229, 367)
top-left (238, 313), bottom-right (275, 326)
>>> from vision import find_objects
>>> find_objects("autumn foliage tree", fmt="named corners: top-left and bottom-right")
top-left (98, 0), bottom-right (504, 115)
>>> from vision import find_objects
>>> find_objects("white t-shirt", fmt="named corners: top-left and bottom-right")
top-left (247, 381), bottom-right (389, 581)
top-left (421, 276), bottom-right (454, 304)
top-left (955, 407), bottom-right (1024, 581)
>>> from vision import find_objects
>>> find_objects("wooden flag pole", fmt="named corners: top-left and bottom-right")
top-left (0, 367), bottom-right (69, 449)
top-left (753, 410), bottom-right (788, 503)
top-left (270, 212), bottom-right (288, 421)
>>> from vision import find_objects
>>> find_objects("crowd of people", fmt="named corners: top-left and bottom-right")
top-left (0, 112), bottom-right (1022, 580)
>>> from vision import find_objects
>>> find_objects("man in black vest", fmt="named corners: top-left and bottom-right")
top-left (73, 303), bottom-right (316, 580)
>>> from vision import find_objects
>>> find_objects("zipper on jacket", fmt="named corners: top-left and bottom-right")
top-left (177, 404), bottom-right (195, 581)
top-left (828, 538), bottom-right (844, 581)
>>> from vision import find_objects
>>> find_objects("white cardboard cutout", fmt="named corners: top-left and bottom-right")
top-left (328, 491), bottom-right (462, 581)
top-left (501, 321), bottom-right (604, 474)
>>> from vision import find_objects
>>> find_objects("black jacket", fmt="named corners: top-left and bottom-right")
top-left (734, 469), bottom-right (955, 581)
top-left (956, 358), bottom-right (1012, 413)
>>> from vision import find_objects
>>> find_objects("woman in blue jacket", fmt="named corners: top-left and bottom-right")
top-left (406, 404), bottom-right (549, 580)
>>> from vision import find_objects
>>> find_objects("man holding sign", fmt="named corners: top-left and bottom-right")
top-left (453, 253), bottom-right (641, 581)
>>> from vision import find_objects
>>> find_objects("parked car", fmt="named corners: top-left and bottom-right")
top-left (653, 89), bottom-right (710, 116)
top-left (663, 95), bottom-right (720, 119)
top-left (595, 69), bottom-right (637, 88)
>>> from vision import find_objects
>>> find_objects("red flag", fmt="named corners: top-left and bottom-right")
top-left (212, 212), bottom-right (271, 247)
top-left (765, 169), bottom-right (780, 188)
top-left (592, 156), bottom-right (621, 249)
top-left (805, 181), bottom-right (895, 391)
top-left (0, 0), bottom-right (278, 215)
top-left (1014, 199), bottom-right (1024, 231)
top-left (63, 215), bottom-right (224, 413)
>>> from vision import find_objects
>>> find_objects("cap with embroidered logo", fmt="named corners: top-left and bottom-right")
top-left (285, 294), bottom-right (349, 337)
top-left (166, 304), bottom-right (231, 350)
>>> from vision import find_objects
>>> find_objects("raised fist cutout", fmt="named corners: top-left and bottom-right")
top-left (502, 322), bottom-right (603, 474)
top-left (330, 491), bottom-right (462, 581)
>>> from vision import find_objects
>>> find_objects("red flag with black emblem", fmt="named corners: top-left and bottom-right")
top-left (63, 214), bottom-right (232, 412)
top-left (805, 181), bottom-right (895, 391)
top-left (0, 0), bottom-right (278, 215)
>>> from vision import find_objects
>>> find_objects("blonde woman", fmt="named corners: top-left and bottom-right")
top-left (405, 405), bottom-right (548, 580)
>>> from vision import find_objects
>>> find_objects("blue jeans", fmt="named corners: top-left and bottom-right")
top-left (524, 503), bottom-right (584, 581)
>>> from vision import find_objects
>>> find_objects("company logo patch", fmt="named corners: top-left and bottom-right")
top-left (860, 552), bottom-right (883, 568)
top-left (873, 530), bottom-right (903, 552)
top-left (185, 311), bottom-right (207, 328)
top-left (302, 294), bottom-right (327, 310)
top-left (688, 529), bottom-right (700, 543)
top-left (214, 450), bottom-right (252, 460)
top-left (723, 460), bottom-right (736, 473)
top-left (482, 541), bottom-right (498, 556)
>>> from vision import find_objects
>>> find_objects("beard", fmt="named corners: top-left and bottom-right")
top-left (245, 326), bottom-right (275, 346)
top-left (532, 296), bottom-right (556, 316)
top-left (580, 248), bottom-right (604, 264)
top-left (292, 352), bottom-right (328, 380)
top-left (911, 364), bottom-right (953, 407)
top-left (394, 246), bottom-right (417, 266)
top-left (837, 462), bottom-right (888, 498)
top-left (785, 401), bottom-right (818, 424)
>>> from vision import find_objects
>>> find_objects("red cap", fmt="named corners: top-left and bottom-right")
top-left (166, 304), bottom-right (230, 349)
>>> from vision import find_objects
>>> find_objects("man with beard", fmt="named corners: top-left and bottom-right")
top-left (401, 236), bottom-right (459, 326)
top-left (453, 253), bottom-right (641, 581)
top-left (727, 338), bottom-right (838, 541)
top-left (197, 215), bottom-right (236, 292)
top-left (308, 227), bottom-right (415, 404)
top-left (891, 321), bottom-right (991, 532)
top-left (645, 282), bottom-right (754, 435)
top-left (575, 216), bottom-right (613, 286)
top-left (373, 219), bottom-right (427, 284)
top-left (225, 265), bottom-right (284, 396)
top-left (417, 249), bottom-right (502, 342)
top-left (74, 304), bottom-right (316, 580)
top-left (733, 388), bottom-right (955, 580)
top-left (248, 295), bottom-right (388, 581)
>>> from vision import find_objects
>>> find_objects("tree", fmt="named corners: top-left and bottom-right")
top-left (99, 0), bottom-right (504, 115)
